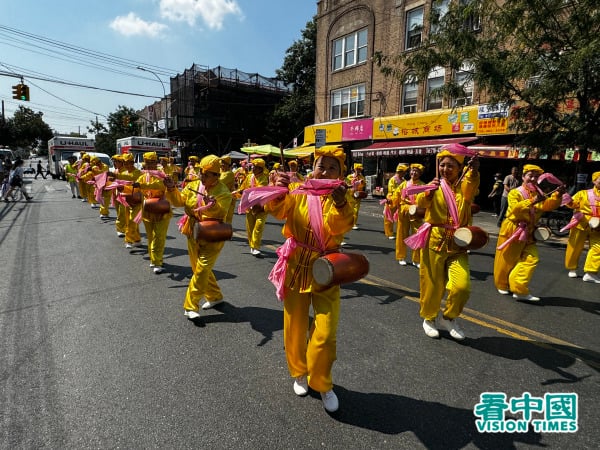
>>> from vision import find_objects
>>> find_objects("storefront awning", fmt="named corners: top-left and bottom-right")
top-left (352, 137), bottom-right (478, 157)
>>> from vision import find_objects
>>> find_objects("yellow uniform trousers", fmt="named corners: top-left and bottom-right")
top-left (383, 205), bottom-right (395, 237)
top-left (246, 210), bottom-right (267, 249)
top-left (395, 211), bottom-right (422, 264)
top-left (114, 201), bottom-right (126, 234)
top-left (493, 238), bottom-right (539, 296)
top-left (283, 285), bottom-right (340, 394)
top-left (125, 205), bottom-right (142, 244)
top-left (225, 198), bottom-right (236, 224)
top-left (565, 228), bottom-right (600, 273)
top-left (183, 239), bottom-right (226, 312)
top-left (99, 190), bottom-right (111, 216)
top-left (419, 248), bottom-right (470, 321)
top-left (351, 199), bottom-right (361, 227)
top-left (142, 214), bottom-right (171, 267)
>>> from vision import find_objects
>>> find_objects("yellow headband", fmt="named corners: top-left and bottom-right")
top-left (592, 171), bottom-right (600, 182)
top-left (251, 158), bottom-right (265, 168)
top-left (523, 164), bottom-right (544, 175)
top-left (314, 145), bottom-right (346, 174)
top-left (143, 152), bottom-right (158, 162)
top-left (199, 155), bottom-right (221, 174)
top-left (396, 163), bottom-right (409, 173)
top-left (437, 149), bottom-right (465, 165)
top-left (410, 163), bottom-right (424, 172)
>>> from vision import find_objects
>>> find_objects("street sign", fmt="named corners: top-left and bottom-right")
top-left (315, 129), bottom-right (326, 148)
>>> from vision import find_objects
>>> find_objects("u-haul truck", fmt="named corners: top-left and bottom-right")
top-left (48, 136), bottom-right (95, 180)
top-left (116, 137), bottom-right (171, 169)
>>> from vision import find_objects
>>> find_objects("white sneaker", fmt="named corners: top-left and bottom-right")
top-left (568, 271), bottom-right (578, 278)
top-left (153, 266), bottom-right (164, 274)
top-left (184, 310), bottom-right (200, 319)
top-left (582, 273), bottom-right (600, 283)
top-left (398, 259), bottom-right (407, 266)
top-left (117, 232), bottom-right (125, 237)
top-left (100, 215), bottom-right (109, 219)
top-left (320, 390), bottom-right (339, 412)
top-left (201, 299), bottom-right (224, 310)
top-left (293, 376), bottom-right (308, 396)
top-left (412, 262), bottom-right (420, 268)
top-left (513, 293), bottom-right (540, 302)
top-left (388, 236), bottom-right (395, 240)
top-left (340, 241), bottom-right (347, 246)
top-left (90, 204), bottom-right (99, 209)
top-left (125, 243), bottom-right (133, 249)
top-left (439, 317), bottom-right (465, 340)
top-left (352, 225), bottom-right (359, 230)
top-left (497, 289), bottom-right (510, 295)
top-left (422, 319), bottom-right (439, 338)
top-left (149, 263), bottom-right (155, 268)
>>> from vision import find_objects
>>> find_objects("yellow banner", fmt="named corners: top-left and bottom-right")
top-left (304, 123), bottom-right (342, 144)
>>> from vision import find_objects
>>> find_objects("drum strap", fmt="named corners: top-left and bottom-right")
top-left (497, 222), bottom-right (528, 250)
top-left (587, 189), bottom-right (599, 217)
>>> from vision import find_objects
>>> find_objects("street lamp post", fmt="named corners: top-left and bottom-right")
top-left (137, 66), bottom-right (168, 140)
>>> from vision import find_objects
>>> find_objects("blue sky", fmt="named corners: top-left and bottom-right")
top-left (0, 0), bottom-right (317, 136)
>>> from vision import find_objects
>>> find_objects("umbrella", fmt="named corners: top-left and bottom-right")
top-left (240, 144), bottom-right (285, 157)
top-left (221, 150), bottom-right (248, 160)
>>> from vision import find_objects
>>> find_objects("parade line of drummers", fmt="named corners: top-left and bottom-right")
top-left (65, 144), bottom-right (599, 413)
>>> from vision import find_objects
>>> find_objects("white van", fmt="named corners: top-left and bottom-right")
top-left (72, 152), bottom-right (114, 171)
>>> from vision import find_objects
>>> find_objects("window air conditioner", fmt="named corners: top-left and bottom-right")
top-left (403, 105), bottom-right (417, 114)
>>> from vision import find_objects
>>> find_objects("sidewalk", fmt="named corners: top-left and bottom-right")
top-left (359, 198), bottom-right (568, 248)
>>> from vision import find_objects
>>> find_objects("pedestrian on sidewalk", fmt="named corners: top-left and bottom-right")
top-left (497, 166), bottom-right (520, 226)
top-left (3, 158), bottom-right (33, 202)
top-left (488, 172), bottom-right (503, 216)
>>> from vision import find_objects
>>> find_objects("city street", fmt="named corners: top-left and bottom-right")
top-left (1, 175), bottom-right (598, 449)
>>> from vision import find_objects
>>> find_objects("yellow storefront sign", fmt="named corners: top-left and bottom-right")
top-left (304, 123), bottom-right (342, 144)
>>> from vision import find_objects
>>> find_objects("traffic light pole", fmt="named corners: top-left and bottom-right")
top-left (137, 67), bottom-right (168, 140)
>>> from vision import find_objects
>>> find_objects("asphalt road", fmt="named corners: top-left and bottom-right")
top-left (1, 176), bottom-right (598, 449)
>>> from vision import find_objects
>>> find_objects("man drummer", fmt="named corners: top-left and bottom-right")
top-left (238, 158), bottom-right (269, 256)
top-left (219, 156), bottom-right (236, 224)
top-left (384, 163), bottom-right (408, 240)
top-left (346, 163), bottom-right (366, 230)
top-left (394, 163), bottom-right (425, 266)
top-left (494, 164), bottom-right (565, 301)
top-left (563, 170), bottom-right (600, 283)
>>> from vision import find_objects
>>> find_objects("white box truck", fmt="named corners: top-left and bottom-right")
top-left (116, 137), bottom-right (171, 169)
top-left (48, 136), bottom-right (95, 180)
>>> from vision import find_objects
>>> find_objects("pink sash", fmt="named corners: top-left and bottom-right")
top-left (560, 212), bottom-right (583, 233)
top-left (497, 222), bottom-right (528, 250)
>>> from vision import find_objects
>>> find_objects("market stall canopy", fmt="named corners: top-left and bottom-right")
top-left (221, 150), bottom-right (248, 160)
top-left (240, 144), bottom-right (286, 157)
top-left (352, 137), bottom-right (477, 157)
top-left (285, 145), bottom-right (314, 158)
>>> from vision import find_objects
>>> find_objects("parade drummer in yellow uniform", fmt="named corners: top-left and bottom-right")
top-left (494, 164), bottom-right (564, 301)
top-left (134, 151), bottom-right (172, 274)
top-left (564, 170), bottom-right (600, 283)
top-left (64, 155), bottom-right (80, 199)
top-left (115, 153), bottom-right (143, 248)
top-left (238, 158), bottom-right (269, 256)
top-left (287, 160), bottom-right (304, 183)
top-left (346, 163), bottom-right (366, 230)
top-left (383, 163), bottom-right (408, 240)
top-left (165, 155), bottom-right (232, 319)
top-left (219, 156), bottom-right (236, 224)
top-left (110, 154), bottom-right (126, 237)
top-left (394, 163), bottom-right (425, 266)
top-left (184, 155), bottom-right (200, 184)
top-left (76, 153), bottom-right (91, 205)
top-left (416, 147), bottom-right (479, 341)
top-left (264, 145), bottom-right (354, 413)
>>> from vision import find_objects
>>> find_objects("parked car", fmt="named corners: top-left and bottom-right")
top-left (23, 166), bottom-right (35, 174)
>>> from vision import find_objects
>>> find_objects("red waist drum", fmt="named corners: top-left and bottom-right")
top-left (408, 205), bottom-right (426, 218)
top-left (589, 217), bottom-right (600, 229)
top-left (143, 197), bottom-right (170, 214)
top-left (453, 226), bottom-right (489, 250)
top-left (533, 226), bottom-right (551, 241)
top-left (312, 252), bottom-right (369, 287)
top-left (353, 191), bottom-right (368, 199)
top-left (194, 220), bottom-right (233, 242)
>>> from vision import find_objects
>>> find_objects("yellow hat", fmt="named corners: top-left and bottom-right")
top-left (288, 160), bottom-right (298, 168)
top-left (220, 156), bottom-right (232, 165)
top-left (90, 156), bottom-right (101, 164)
top-left (111, 154), bottom-right (123, 161)
top-left (354, 163), bottom-right (363, 170)
top-left (396, 163), bottom-right (409, 172)
top-left (410, 163), bottom-right (425, 172)
top-left (314, 145), bottom-right (346, 175)
top-left (251, 158), bottom-right (266, 168)
top-left (272, 162), bottom-right (280, 170)
top-left (143, 151), bottom-right (158, 162)
top-left (123, 153), bottom-right (134, 162)
top-left (436, 149), bottom-right (465, 165)
top-left (592, 171), bottom-right (600, 182)
top-left (188, 155), bottom-right (199, 162)
top-left (82, 154), bottom-right (90, 161)
top-left (522, 164), bottom-right (544, 175)
top-left (199, 155), bottom-right (221, 174)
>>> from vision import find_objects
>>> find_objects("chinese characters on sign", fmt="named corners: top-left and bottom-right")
top-left (474, 392), bottom-right (578, 433)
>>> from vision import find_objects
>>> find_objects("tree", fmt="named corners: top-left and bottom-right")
top-left (87, 106), bottom-right (140, 155)
top-left (265, 17), bottom-right (316, 147)
top-left (374, 0), bottom-right (600, 166)
top-left (5, 105), bottom-right (53, 151)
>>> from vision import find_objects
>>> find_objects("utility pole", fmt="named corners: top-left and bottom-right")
top-left (137, 67), bottom-right (169, 140)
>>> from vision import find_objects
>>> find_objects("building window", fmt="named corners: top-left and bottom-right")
top-left (402, 74), bottom-right (419, 113)
top-left (332, 29), bottom-right (368, 71)
top-left (426, 66), bottom-right (445, 110)
top-left (430, 0), bottom-right (450, 35)
top-left (454, 62), bottom-right (474, 106)
top-left (330, 84), bottom-right (366, 120)
top-left (406, 7), bottom-right (424, 50)
top-left (460, 0), bottom-right (481, 31)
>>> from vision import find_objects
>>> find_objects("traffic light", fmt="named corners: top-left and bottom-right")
top-left (20, 84), bottom-right (29, 101)
top-left (12, 84), bottom-right (21, 99)
top-left (123, 116), bottom-right (130, 127)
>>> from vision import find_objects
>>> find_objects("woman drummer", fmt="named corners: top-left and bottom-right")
top-left (264, 145), bottom-right (354, 413)
top-left (413, 146), bottom-right (480, 340)
top-left (493, 164), bottom-right (564, 301)
top-left (164, 155), bottom-right (232, 318)
top-left (393, 163), bottom-right (425, 266)
top-left (563, 170), bottom-right (600, 283)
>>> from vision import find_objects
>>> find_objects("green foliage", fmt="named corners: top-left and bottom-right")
top-left (87, 105), bottom-right (141, 155)
top-left (2, 105), bottom-right (53, 150)
top-left (376, 0), bottom-right (600, 158)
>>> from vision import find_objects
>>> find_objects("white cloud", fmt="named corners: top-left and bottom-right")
top-left (109, 12), bottom-right (169, 37)
top-left (159, 0), bottom-right (243, 30)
